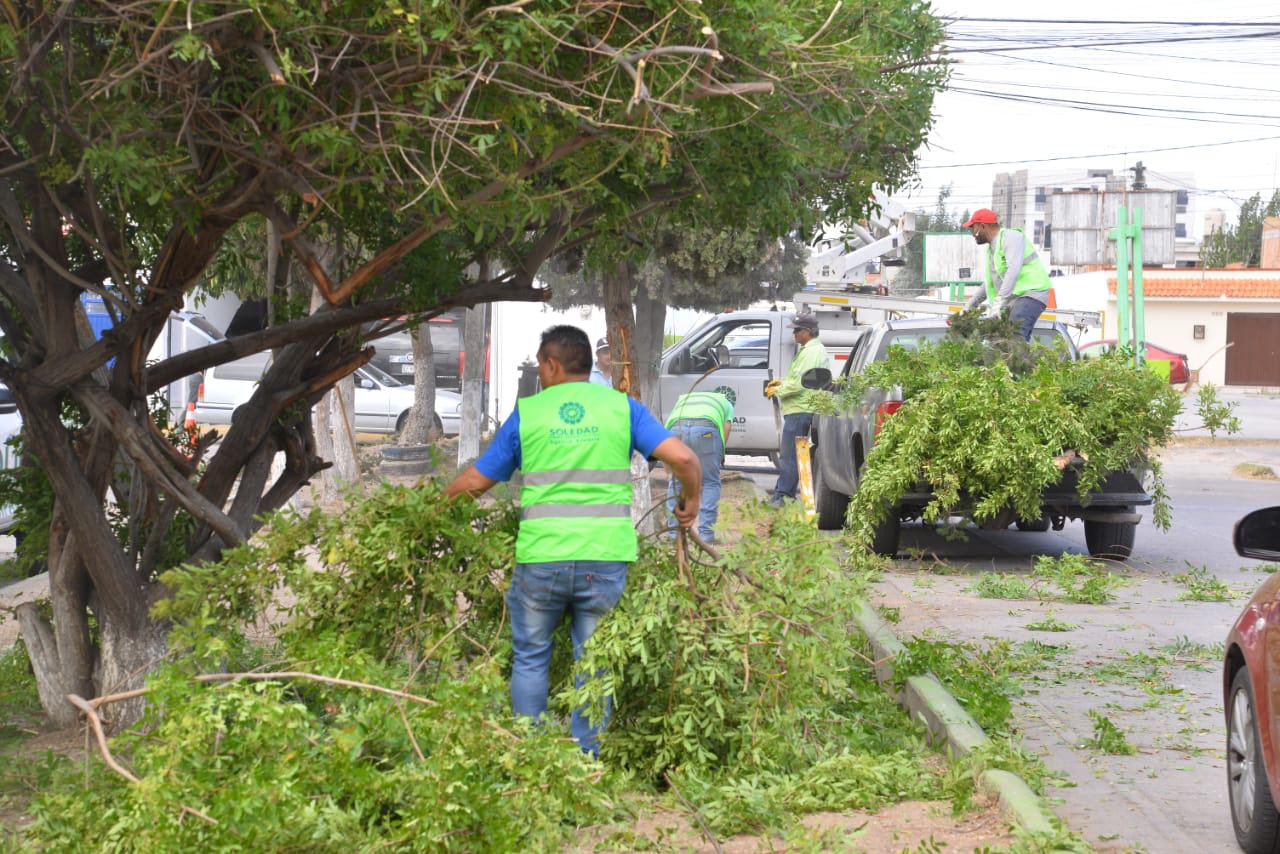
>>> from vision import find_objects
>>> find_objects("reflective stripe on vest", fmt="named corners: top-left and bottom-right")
top-left (985, 227), bottom-right (1053, 304)
top-left (516, 382), bottom-right (636, 563)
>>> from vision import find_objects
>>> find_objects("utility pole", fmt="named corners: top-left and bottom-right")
top-left (1130, 161), bottom-right (1147, 190)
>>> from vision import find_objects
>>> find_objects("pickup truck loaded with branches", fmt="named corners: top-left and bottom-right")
top-left (806, 311), bottom-right (1233, 559)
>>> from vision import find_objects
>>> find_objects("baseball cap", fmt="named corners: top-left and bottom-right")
top-left (961, 208), bottom-right (998, 228)
top-left (789, 314), bottom-right (819, 332)
top-left (595, 337), bottom-right (609, 351)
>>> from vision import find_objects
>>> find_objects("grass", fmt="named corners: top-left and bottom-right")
top-left (1173, 564), bottom-right (1237, 602)
top-left (968, 554), bottom-right (1127, 605)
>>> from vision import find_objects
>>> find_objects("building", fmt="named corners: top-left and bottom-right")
top-left (992, 166), bottom-right (1197, 261)
top-left (1105, 269), bottom-right (1280, 387)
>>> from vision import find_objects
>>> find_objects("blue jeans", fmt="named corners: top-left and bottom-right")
top-left (666, 419), bottom-right (724, 542)
top-left (506, 560), bottom-right (628, 756)
top-left (1007, 294), bottom-right (1048, 341)
top-left (773, 412), bottom-right (813, 499)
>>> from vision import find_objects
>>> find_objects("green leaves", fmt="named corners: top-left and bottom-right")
top-left (844, 322), bottom-right (1183, 549)
top-left (26, 484), bottom-right (985, 845)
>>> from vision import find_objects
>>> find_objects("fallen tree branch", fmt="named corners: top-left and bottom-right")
top-left (66, 693), bottom-right (139, 783)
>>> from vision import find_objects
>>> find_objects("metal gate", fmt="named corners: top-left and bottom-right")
top-left (1225, 313), bottom-right (1280, 386)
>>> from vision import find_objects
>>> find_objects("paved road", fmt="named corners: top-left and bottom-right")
top-left (729, 389), bottom-right (1280, 852)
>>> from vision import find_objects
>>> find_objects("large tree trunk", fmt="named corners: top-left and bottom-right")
top-left (602, 263), bottom-right (662, 537)
top-left (633, 284), bottom-right (667, 411)
top-left (401, 322), bottom-right (439, 445)
top-left (458, 304), bottom-right (485, 467)
top-left (310, 279), bottom-right (361, 505)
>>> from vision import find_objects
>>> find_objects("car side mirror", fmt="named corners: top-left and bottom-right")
top-left (359, 378), bottom-right (375, 390)
top-left (1235, 506), bottom-right (1280, 561)
top-left (800, 367), bottom-right (832, 390)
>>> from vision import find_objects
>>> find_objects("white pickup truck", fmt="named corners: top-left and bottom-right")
top-left (654, 301), bottom-right (869, 462)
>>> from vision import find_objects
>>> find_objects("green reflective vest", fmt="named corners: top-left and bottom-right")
top-left (984, 227), bottom-right (1052, 305)
top-left (665, 391), bottom-right (734, 442)
top-left (517, 382), bottom-right (635, 563)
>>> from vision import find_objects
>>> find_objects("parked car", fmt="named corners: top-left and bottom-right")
top-left (0, 382), bottom-right (21, 533)
top-left (195, 354), bottom-right (461, 436)
top-left (1224, 506), bottom-right (1280, 854)
top-left (1078, 339), bottom-right (1190, 384)
top-left (364, 310), bottom-right (465, 391)
top-left (806, 316), bottom-right (1152, 558)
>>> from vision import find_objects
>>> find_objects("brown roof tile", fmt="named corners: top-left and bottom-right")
top-left (1106, 274), bottom-right (1280, 298)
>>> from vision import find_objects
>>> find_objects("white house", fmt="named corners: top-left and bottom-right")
top-left (1103, 269), bottom-right (1280, 387)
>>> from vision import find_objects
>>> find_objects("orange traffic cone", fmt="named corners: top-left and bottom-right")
top-left (1046, 287), bottom-right (1058, 309)
top-left (181, 401), bottom-right (198, 458)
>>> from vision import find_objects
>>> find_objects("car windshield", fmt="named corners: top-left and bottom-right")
top-left (360, 362), bottom-right (403, 387)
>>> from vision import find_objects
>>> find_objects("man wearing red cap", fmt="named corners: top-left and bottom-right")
top-left (960, 208), bottom-right (1053, 341)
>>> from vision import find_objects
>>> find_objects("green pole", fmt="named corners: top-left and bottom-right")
top-left (1131, 207), bottom-right (1145, 368)
top-left (1111, 206), bottom-right (1131, 346)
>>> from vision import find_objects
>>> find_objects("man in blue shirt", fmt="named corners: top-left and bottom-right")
top-left (446, 325), bottom-right (700, 756)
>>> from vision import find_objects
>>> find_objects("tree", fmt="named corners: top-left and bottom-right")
top-left (1200, 190), bottom-right (1280, 268)
top-left (0, 1), bottom-right (945, 726)
top-left (543, 223), bottom-right (808, 404)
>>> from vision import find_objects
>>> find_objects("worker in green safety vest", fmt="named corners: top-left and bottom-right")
top-left (445, 324), bottom-right (701, 756)
top-left (962, 207), bottom-right (1053, 341)
top-left (664, 389), bottom-right (734, 543)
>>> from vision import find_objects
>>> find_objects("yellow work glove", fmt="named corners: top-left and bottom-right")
top-left (764, 379), bottom-right (782, 398)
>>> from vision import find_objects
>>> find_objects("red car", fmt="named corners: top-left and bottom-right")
top-left (1078, 339), bottom-right (1190, 384)
top-left (1224, 506), bottom-right (1280, 853)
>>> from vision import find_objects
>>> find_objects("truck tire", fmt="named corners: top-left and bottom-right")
top-left (870, 507), bottom-right (900, 557)
top-left (812, 446), bottom-right (850, 531)
top-left (1016, 516), bottom-right (1051, 532)
top-left (1084, 515), bottom-right (1137, 559)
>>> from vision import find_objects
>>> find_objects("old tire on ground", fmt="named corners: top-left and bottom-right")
top-left (379, 442), bottom-right (435, 477)
top-left (1084, 515), bottom-right (1137, 559)
top-left (381, 443), bottom-right (433, 462)
top-left (870, 507), bottom-right (900, 557)
top-left (812, 446), bottom-right (850, 531)
top-left (1228, 667), bottom-right (1280, 854)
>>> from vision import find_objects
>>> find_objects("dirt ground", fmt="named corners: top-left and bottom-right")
top-left (0, 448), bottom-right (1025, 852)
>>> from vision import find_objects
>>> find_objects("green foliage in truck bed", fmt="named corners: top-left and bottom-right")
top-left (831, 314), bottom-right (1231, 549)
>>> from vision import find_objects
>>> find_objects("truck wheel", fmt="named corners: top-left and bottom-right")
top-left (870, 507), bottom-right (900, 557)
top-left (812, 446), bottom-right (849, 531)
top-left (767, 450), bottom-right (780, 470)
top-left (1016, 516), bottom-right (1051, 532)
top-left (1084, 516), bottom-right (1137, 559)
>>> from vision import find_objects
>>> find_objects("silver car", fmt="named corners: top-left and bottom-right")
top-left (195, 354), bottom-right (461, 435)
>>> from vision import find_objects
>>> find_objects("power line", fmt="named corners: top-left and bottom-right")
top-left (947, 87), bottom-right (1280, 125)
top-left (942, 29), bottom-right (1280, 55)
top-left (917, 134), bottom-right (1280, 170)
top-left (943, 18), bottom-right (1280, 27)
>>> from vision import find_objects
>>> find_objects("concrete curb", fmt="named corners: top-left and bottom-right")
top-left (850, 599), bottom-right (1060, 838)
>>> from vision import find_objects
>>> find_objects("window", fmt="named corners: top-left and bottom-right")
top-left (218, 352), bottom-right (270, 382)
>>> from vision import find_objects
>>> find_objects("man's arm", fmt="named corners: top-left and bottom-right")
top-left (653, 436), bottom-right (701, 527)
top-left (445, 466), bottom-right (499, 499)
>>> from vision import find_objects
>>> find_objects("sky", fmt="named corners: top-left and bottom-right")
top-left (898, 1), bottom-right (1280, 238)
